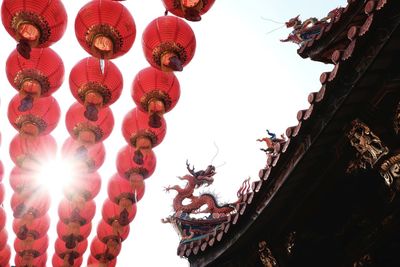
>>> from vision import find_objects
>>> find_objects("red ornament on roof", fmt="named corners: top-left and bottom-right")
top-left (162, 0), bottom-right (216, 21)
top-left (6, 48), bottom-right (65, 101)
top-left (132, 66), bottom-right (180, 128)
top-left (75, 0), bottom-right (136, 59)
top-left (142, 16), bottom-right (196, 72)
top-left (1, 0), bottom-right (67, 58)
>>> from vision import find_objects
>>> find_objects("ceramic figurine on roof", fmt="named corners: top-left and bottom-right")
top-left (281, 7), bottom-right (342, 45)
top-left (257, 129), bottom-right (286, 154)
top-left (163, 161), bottom-right (251, 246)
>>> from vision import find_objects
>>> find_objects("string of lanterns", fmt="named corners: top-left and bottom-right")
top-left (0, 0), bottom-right (216, 265)
top-left (2, 0), bottom-right (67, 265)
top-left (0, 112), bottom-right (11, 266)
top-left (2, 1), bottom-right (67, 265)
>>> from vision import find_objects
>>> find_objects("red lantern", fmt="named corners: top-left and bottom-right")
top-left (11, 189), bottom-right (51, 219)
top-left (13, 214), bottom-right (50, 240)
top-left (57, 221), bottom-right (92, 249)
top-left (87, 254), bottom-right (116, 267)
top-left (14, 234), bottom-right (49, 258)
top-left (122, 108), bottom-right (166, 149)
top-left (66, 102), bottom-right (114, 144)
top-left (97, 219), bottom-right (130, 244)
top-left (63, 172), bottom-right (102, 202)
top-left (9, 134), bottom-right (57, 171)
top-left (6, 48), bottom-right (65, 100)
top-left (142, 16), bottom-right (196, 72)
top-left (90, 236), bottom-right (121, 262)
top-left (0, 161), bottom-right (3, 182)
top-left (75, 0), bottom-right (136, 59)
top-left (0, 208), bottom-right (6, 230)
top-left (132, 67), bottom-right (180, 128)
top-left (0, 184), bottom-right (4, 205)
top-left (116, 145), bottom-right (157, 180)
top-left (1, 0), bottom-right (67, 57)
top-left (8, 95), bottom-right (61, 136)
top-left (0, 245), bottom-right (11, 267)
top-left (58, 198), bottom-right (96, 226)
top-left (15, 252), bottom-right (47, 267)
top-left (55, 238), bottom-right (87, 259)
top-left (53, 254), bottom-right (83, 267)
top-left (102, 199), bottom-right (137, 227)
top-left (107, 173), bottom-right (145, 204)
top-left (9, 167), bottom-right (40, 193)
top-left (0, 229), bottom-right (8, 251)
top-left (69, 57), bottom-right (123, 118)
top-left (162, 0), bottom-right (216, 21)
top-left (61, 137), bottom-right (105, 173)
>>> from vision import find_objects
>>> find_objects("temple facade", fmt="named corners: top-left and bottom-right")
top-left (164, 0), bottom-right (400, 266)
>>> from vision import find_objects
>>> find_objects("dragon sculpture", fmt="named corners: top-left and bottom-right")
top-left (163, 161), bottom-right (251, 243)
top-left (281, 7), bottom-right (343, 45)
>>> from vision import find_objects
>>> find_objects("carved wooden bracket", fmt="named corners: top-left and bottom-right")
top-left (347, 119), bottom-right (389, 169)
top-left (258, 241), bottom-right (278, 267)
top-left (394, 102), bottom-right (400, 134)
top-left (379, 153), bottom-right (400, 187)
top-left (352, 254), bottom-right (372, 267)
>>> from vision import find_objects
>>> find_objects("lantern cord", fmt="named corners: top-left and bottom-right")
top-left (100, 58), bottom-right (105, 75)
top-left (265, 25), bottom-right (285, 35)
top-left (215, 161), bottom-right (226, 169)
top-left (261, 16), bottom-right (285, 24)
top-left (164, 10), bottom-right (168, 16)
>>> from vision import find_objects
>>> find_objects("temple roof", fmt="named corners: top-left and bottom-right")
top-left (176, 0), bottom-right (400, 265)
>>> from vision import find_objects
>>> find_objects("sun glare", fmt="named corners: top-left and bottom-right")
top-left (34, 158), bottom-right (77, 200)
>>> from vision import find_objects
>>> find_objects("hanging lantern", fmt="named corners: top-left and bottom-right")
top-left (162, 0), bottom-right (216, 21)
top-left (142, 16), bottom-right (196, 72)
top-left (116, 145), bottom-right (157, 181)
top-left (14, 234), bottom-right (49, 258)
top-left (6, 48), bottom-right (65, 103)
top-left (97, 219), bottom-right (130, 245)
top-left (8, 95), bottom-right (61, 136)
top-left (0, 161), bottom-right (3, 182)
top-left (90, 236), bottom-right (121, 262)
top-left (0, 245), bottom-right (11, 267)
top-left (87, 254), bottom-right (116, 267)
top-left (122, 108), bottom-right (166, 151)
top-left (11, 189), bottom-right (51, 219)
top-left (102, 199), bottom-right (137, 227)
top-left (63, 172), bottom-right (102, 202)
top-left (1, 0), bottom-right (67, 58)
top-left (0, 208), bottom-right (6, 232)
top-left (107, 173), bottom-right (145, 204)
top-left (58, 198), bottom-right (96, 226)
top-left (0, 230), bottom-right (7, 252)
top-left (0, 184), bottom-right (4, 205)
top-left (9, 167), bottom-right (40, 194)
top-left (132, 67), bottom-right (180, 128)
top-left (9, 134), bottom-right (57, 170)
top-left (57, 221), bottom-right (92, 250)
top-left (75, 0), bottom-right (136, 59)
top-left (55, 238), bottom-right (87, 264)
top-left (15, 252), bottom-right (47, 267)
top-left (62, 137), bottom-right (106, 173)
top-left (13, 214), bottom-right (50, 241)
top-left (53, 253), bottom-right (83, 267)
top-left (66, 102), bottom-right (115, 145)
top-left (69, 57), bottom-right (123, 121)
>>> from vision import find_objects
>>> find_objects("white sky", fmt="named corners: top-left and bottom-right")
top-left (0, 0), bottom-right (347, 266)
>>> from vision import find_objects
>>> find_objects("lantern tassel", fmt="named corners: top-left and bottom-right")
top-left (16, 39), bottom-right (32, 59)
top-left (133, 150), bottom-right (144, 165)
top-left (18, 95), bottom-right (34, 112)
top-left (167, 55), bottom-right (183, 71)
